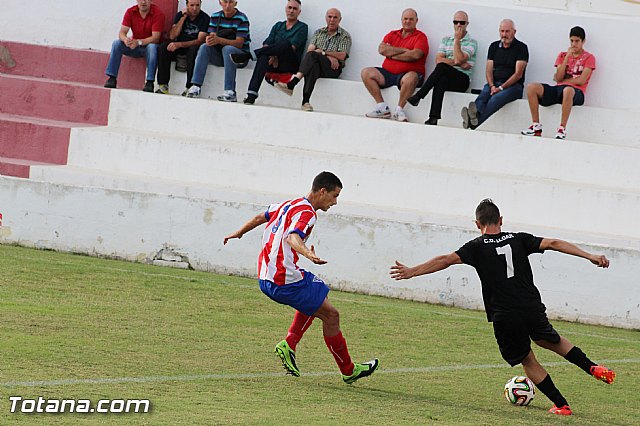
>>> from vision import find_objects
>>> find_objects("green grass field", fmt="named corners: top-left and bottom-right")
top-left (1, 244), bottom-right (638, 425)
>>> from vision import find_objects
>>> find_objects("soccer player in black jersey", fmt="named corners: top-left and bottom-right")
top-left (390, 199), bottom-right (615, 416)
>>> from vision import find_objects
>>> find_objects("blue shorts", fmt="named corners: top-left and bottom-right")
top-left (259, 270), bottom-right (330, 316)
top-left (376, 67), bottom-right (424, 89)
top-left (540, 84), bottom-right (584, 107)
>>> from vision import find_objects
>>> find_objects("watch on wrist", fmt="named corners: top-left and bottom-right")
top-left (137, 39), bottom-right (142, 47)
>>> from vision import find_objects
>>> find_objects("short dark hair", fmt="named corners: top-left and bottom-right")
top-left (570, 26), bottom-right (586, 40)
top-left (475, 198), bottom-right (500, 226)
top-left (312, 171), bottom-right (342, 192)
top-left (290, 0), bottom-right (301, 4)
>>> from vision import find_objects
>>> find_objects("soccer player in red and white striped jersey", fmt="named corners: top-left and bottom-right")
top-left (224, 171), bottom-right (378, 383)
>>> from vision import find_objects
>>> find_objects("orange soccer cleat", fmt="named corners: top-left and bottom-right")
top-left (549, 405), bottom-right (573, 416)
top-left (590, 365), bottom-right (616, 384)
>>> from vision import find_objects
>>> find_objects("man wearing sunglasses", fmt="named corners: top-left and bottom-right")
top-left (406, 11), bottom-right (477, 126)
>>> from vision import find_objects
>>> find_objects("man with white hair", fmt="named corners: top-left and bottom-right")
top-left (461, 19), bottom-right (528, 130)
top-left (274, 8), bottom-right (352, 112)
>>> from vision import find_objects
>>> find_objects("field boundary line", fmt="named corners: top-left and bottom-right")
top-left (3, 358), bottom-right (639, 388)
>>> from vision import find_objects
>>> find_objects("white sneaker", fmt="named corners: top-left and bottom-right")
top-left (555, 126), bottom-right (566, 140)
top-left (217, 90), bottom-right (237, 102)
top-left (186, 86), bottom-right (201, 98)
top-left (365, 106), bottom-right (391, 119)
top-left (521, 122), bottom-right (543, 137)
top-left (392, 109), bottom-right (409, 122)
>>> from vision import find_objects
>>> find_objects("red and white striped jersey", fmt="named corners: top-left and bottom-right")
top-left (258, 197), bottom-right (317, 285)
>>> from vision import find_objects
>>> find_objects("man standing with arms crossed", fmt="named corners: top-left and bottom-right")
top-left (391, 199), bottom-right (616, 416)
top-left (224, 172), bottom-right (379, 384)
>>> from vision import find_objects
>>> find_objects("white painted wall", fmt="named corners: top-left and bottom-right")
top-left (1, 176), bottom-right (638, 329)
top-left (2, 0), bottom-right (639, 110)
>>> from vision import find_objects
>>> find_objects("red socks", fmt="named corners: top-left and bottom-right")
top-left (324, 332), bottom-right (354, 375)
top-left (284, 311), bottom-right (355, 376)
top-left (285, 311), bottom-right (315, 351)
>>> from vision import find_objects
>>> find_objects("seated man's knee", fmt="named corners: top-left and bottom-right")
top-left (361, 67), bottom-right (374, 80)
top-left (562, 86), bottom-right (575, 100)
top-left (401, 71), bottom-right (419, 87)
top-left (197, 43), bottom-right (208, 54)
top-left (111, 39), bottom-right (124, 52)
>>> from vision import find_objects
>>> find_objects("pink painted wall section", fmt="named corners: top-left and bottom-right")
top-left (0, 161), bottom-right (30, 178)
top-left (0, 74), bottom-right (110, 125)
top-left (155, 0), bottom-right (179, 37)
top-left (0, 41), bottom-right (147, 90)
top-left (0, 117), bottom-right (70, 164)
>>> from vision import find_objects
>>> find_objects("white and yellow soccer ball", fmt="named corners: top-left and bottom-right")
top-left (504, 376), bottom-right (535, 406)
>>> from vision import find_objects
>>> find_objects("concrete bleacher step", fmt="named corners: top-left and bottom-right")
top-left (0, 114), bottom-right (97, 165)
top-left (161, 66), bottom-right (640, 149)
top-left (0, 74), bottom-right (110, 125)
top-left (0, 41), bottom-right (148, 90)
top-left (27, 163), bottom-right (640, 254)
top-left (107, 91), bottom-right (640, 192)
top-left (29, 121), bottom-right (640, 241)
top-left (0, 156), bottom-right (60, 179)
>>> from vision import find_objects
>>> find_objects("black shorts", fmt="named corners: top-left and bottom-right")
top-left (540, 84), bottom-right (584, 107)
top-left (375, 67), bottom-right (424, 89)
top-left (492, 311), bottom-right (560, 366)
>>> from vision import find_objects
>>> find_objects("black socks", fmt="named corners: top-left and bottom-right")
top-left (564, 346), bottom-right (597, 375)
top-left (287, 76), bottom-right (300, 90)
top-left (536, 374), bottom-right (569, 407)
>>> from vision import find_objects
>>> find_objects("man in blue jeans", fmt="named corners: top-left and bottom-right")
top-left (104, 0), bottom-right (165, 92)
top-left (461, 19), bottom-right (528, 129)
top-left (186, 0), bottom-right (251, 102)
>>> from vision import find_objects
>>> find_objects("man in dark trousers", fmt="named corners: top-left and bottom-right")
top-left (391, 199), bottom-right (616, 416)
top-left (155, 0), bottom-right (209, 95)
top-left (241, 0), bottom-right (308, 105)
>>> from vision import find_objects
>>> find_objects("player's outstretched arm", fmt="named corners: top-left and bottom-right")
top-left (223, 213), bottom-right (268, 245)
top-left (390, 252), bottom-right (462, 280)
top-left (286, 233), bottom-right (327, 265)
top-left (539, 238), bottom-right (610, 268)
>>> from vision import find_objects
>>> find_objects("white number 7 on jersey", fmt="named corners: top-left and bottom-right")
top-left (496, 245), bottom-right (514, 278)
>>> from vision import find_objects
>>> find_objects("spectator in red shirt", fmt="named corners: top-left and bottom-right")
top-left (360, 9), bottom-right (429, 122)
top-left (105, 0), bottom-right (166, 92)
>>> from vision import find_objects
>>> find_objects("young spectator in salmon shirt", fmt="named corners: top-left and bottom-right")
top-left (522, 26), bottom-right (596, 140)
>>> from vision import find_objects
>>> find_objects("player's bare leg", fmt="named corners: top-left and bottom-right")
top-left (535, 337), bottom-right (616, 384)
top-left (521, 350), bottom-right (571, 415)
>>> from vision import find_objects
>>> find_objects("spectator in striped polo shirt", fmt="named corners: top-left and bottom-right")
top-left (185, 0), bottom-right (251, 102)
top-left (272, 8), bottom-right (352, 112)
top-left (407, 11), bottom-right (477, 125)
